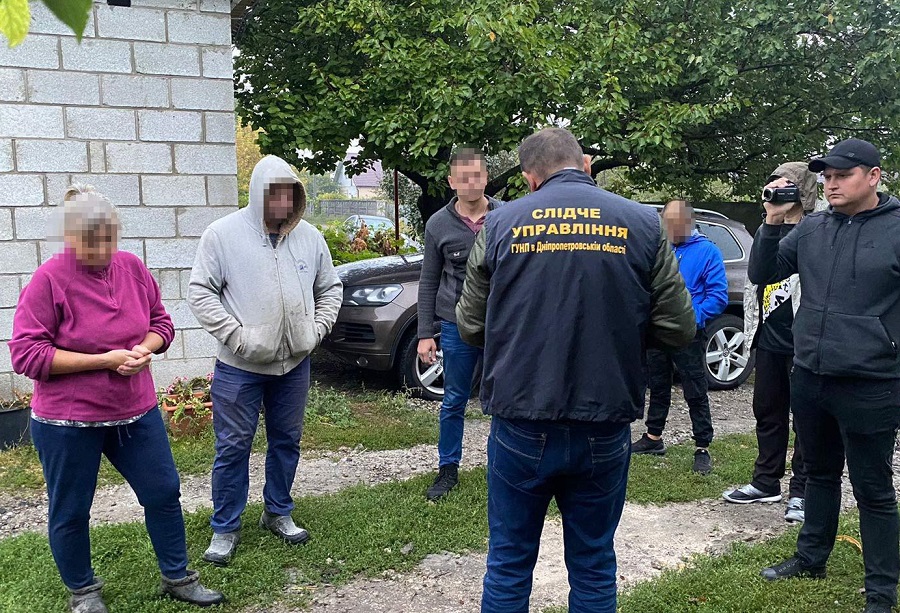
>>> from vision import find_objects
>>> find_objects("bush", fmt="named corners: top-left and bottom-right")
top-left (318, 219), bottom-right (413, 266)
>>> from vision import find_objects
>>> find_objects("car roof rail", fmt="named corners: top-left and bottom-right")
top-left (645, 203), bottom-right (729, 220)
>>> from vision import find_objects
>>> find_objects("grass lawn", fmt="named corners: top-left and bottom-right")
top-left (0, 387), bottom-right (437, 495)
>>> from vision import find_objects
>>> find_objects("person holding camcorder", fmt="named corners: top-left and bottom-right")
top-left (750, 139), bottom-right (900, 613)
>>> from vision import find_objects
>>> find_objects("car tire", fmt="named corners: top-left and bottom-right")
top-left (397, 332), bottom-right (445, 401)
top-left (704, 314), bottom-right (755, 390)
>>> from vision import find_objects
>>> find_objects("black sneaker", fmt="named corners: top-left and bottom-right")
top-left (631, 433), bottom-right (666, 456)
top-left (760, 556), bottom-right (826, 581)
top-left (692, 449), bottom-right (712, 475)
top-left (426, 464), bottom-right (459, 501)
top-left (722, 484), bottom-right (782, 504)
top-left (863, 601), bottom-right (892, 613)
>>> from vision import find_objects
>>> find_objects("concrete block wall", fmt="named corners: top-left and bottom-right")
top-left (0, 1), bottom-right (238, 398)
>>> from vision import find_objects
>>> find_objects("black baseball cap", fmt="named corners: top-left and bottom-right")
top-left (808, 138), bottom-right (880, 172)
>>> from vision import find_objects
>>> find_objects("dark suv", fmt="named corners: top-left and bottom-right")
top-left (322, 206), bottom-right (755, 400)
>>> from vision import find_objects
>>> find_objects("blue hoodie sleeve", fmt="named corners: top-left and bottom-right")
top-left (696, 243), bottom-right (728, 328)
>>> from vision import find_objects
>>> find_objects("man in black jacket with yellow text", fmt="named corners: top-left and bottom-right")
top-left (750, 138), bottom-right (900, 613)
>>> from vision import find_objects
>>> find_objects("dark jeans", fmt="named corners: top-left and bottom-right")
top-left (438, 320), bottom-right (482, 467)
top-left (31, 408), bottom-right (188, 590)
top-left (210, 358), bottom-right (310, 534)
top-left (791, 367), bottom-right (900, 606)
top-left (645, 331), bottom-right (714, 447)
top-left (481, 417), bottom-right (631, 613)
top-left (751, 349), bottom-right (807, 498)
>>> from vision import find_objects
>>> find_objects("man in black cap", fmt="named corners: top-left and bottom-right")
top-left (749, 138), bottom-right (900, 613)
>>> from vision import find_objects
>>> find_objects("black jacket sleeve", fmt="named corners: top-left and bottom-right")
top-left (747, 221), bottom-right (799, 285)
top-left (648, 224), bottom-right (696, 348)
top-left (417, 226), bottom-right (442, 339)
top-left (455, 227), bottom-right (489, 348)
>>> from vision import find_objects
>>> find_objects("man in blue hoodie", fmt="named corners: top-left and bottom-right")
top-left (632, 200), bottom-right (728, 474)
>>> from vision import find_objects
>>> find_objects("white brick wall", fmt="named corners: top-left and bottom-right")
top-left (0, 1), bottom-right (239, 393)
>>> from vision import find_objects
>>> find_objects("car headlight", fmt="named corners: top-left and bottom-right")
top-left (343, 284), bottom-right (403, 306)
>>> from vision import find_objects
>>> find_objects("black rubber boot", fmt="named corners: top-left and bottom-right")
top-left (160, 569), bottom-right (224, 607)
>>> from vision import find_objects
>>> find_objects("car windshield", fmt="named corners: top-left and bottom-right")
top-left (358, 216), bottom-right (394, 230)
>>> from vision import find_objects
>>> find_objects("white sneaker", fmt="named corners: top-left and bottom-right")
top-left (785, 497), bottom-right (805, 523)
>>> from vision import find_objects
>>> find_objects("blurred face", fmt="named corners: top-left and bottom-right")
top-left (264, 182), bottom-right (295, 225)
top-left (662, 201), bottom-right (694, 244)
top-left (448, 158), bottom-right (487, 202)
top-left (66, 222), bottom-right (118, 268)
top-left (822, 165), bottom-right (880, 210)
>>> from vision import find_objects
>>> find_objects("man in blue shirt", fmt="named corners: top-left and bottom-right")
top-left (632, 199), bottom-right (728, 474)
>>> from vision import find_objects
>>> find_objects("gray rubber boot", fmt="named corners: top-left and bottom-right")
top-left (202, 531), bottom-right (240, 566)
top-left (68, 579), bottom-right (108, 613)
top-left (160, 569), bottom-right (224, 607)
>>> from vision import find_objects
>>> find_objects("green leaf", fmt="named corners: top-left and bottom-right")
top-left (0, 0), bottom-right (30, 47)
top-left (40, 0), bottom-right (91, 41)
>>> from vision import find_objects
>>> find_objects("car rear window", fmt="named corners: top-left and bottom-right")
top-left (697, 222), bottom-right (744, 261)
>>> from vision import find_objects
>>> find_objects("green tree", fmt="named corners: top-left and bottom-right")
top-left (234, 0), bottom-right (900, 223)
top-left (0, 0), bottom-right (91, 47)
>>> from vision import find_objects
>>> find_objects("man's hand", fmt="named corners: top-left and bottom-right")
top-left (762, 178), bottom-right (798, 225)
top-left (116, 345), bottom-right (154, 377)
top-left (417, 338), bottom-right (438, 365)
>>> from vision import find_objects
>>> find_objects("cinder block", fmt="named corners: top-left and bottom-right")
top-left (174, 144), bottom-right (236, 175)
top-left (13, 207), bottom-right (54, 240)
top-left (180, 269), bottom-right (191, 297)
top-left (143, 0), bottom-right (196, 8)
top-left (89, 142), bottom-right (106, 173)
top-left (206, 175), bottom-right (238, 205)
top-left (66, 108), bottom-right (136, 141)
top-left (142, 175), bottom-right (206, 206)
top-left (135, 43), bottom-right (200, 77)
top-left (138, 110), bottom-right (202, 142)
top-left (106, 143), bottom-right (173, 174)
top-left (145, 238), bottom-right (200, 268)
top-left (45, 175), bottom-right (71, 204)
top-left (0, 308), bottom-right (14, 341)
top-left (0, 69), bottom-right (26, 102)
top-left (16, 141), bottom-right (89, 173)
top-left (0, 139), bottom-right (12, 172)
top-left (165, 299), bottom-right (199, 329)
top-left (0, 35), bottom-right (59, 70)
top-left (119, 207), bottom-right (177, 238)
top-left (0, 345), bottom-right (11, 374)
top-left (71, 174), bottom-right (141, 206)
top-left (163, 330), bottom-right (185, 360)
top-left (0, 210), bottom-right (12, 240)
top-left (0, 176), bottom-right (44, 206)
top-left (204, 112), bottom-right (235, 143)
top-left (118, 238), bottom-right (145, 259)
top-left (199, 0), bottom-right (232, 13)
top-left (96, 5), bottom-right (166, 41)
top-left (0, 105), bottom-right (64, 138)
top-left (0, 276), bottom-right (20, 308)
top-left (0, 242), bottom-right (38, 273)
top-left (101, 75), bottom-right (169, 108)
top-left (182, 327), bottom-right (219, 358)
top-left (167, 12), bottom-right (231, 46)
top-left (157, 269), bottom-right (182, 300)
top-left (171, 78), bottom-right (233, 111)
top-left (28, 70), bottom-right (101, 106)
top-left (201, 47), bottom-right (232, 79)
top-left (30, 2), bottom-right (95, 37)
top-left (61, 38), bottom-right (132, 73)
top-left (177, 206), bottom-right (233, 237)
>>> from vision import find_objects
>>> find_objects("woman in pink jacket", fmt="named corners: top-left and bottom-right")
top-left (8, 186), bottom-right (223, 613)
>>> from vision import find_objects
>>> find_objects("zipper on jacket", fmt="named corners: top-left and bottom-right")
top-left (816, 219), bottom-right (851, 370)
top-left (272, 243), bottom-right (289, 375)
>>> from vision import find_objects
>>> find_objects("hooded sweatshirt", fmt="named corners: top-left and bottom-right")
top-left (188, 156), bottom-right (343, 376)
top-left (9, 249), bottom-right (174, 422)
top-left (749, 193), bottom-right (900, 379)
top-left (674, 231), bottom-right (728, 329)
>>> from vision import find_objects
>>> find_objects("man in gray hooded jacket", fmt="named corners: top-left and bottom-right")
top-left (188, 155), bottom-right (342, 565)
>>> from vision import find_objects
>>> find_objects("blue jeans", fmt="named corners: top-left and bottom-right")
top-left (210, 358), bottom-right (310, 534)
top-left (481, 417), bottom-right (631, 613)
top-left (31, 408), bottom-right (188, 590)
top-left (438, 320), bottom-right (482, 467)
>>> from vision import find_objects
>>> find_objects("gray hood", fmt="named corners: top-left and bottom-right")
top-left (768, 162), bottom-right (818, 212)
top-left (242, 155), bottom-right (307, 241)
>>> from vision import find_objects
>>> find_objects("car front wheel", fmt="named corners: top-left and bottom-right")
top-left (397, 332), bottom-right (445, 401)
top-left (704, 314), bottom-right (755, 390)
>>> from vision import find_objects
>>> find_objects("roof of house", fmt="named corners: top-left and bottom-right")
top-left (353, 160), bottom-right (384, 188)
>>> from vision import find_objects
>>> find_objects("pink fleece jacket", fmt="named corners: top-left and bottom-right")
top-left (9, 248), bottom-right (174, 422)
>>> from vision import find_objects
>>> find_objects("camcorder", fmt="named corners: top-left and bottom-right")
top-left (762, 186), bottom-right (800, 204)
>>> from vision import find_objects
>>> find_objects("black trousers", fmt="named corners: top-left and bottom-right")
top-left (646, 331), bottom-right (714, 448)
top-left (751, 349), bottom-right (807, 498)
top-left (791, 367), bottom-right (900, 606)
